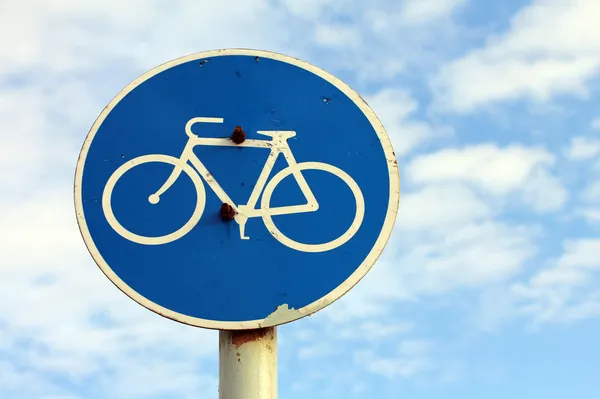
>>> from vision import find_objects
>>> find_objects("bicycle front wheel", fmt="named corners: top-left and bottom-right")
top-left (102, 154), bottom-right (206, 245)
top-left (261, 161), bottom-right (365, 253)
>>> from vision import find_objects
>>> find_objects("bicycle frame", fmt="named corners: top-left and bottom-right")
top-left (152, 119), bottom-right (319, 239)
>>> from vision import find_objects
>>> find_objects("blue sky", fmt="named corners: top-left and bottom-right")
top-left (1, 0), bottom-right (600, 398)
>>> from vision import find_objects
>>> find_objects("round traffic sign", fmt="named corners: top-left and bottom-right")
top-left (74, 49), bottom-right (400, 330)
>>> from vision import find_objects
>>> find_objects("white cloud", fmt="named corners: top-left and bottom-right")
top-left (570, 145), bottom-right (600, 223)
top-left (400, 0), bottom-right (468, 25)
top-left (431, 0), bottom-right (600, 112)
top-left (406, 144), bottom-right (567, 211)
top-left (0, 361), bottom-right (63, 399)
top-left (353, 339), bottom-right (432, 378)
top-left (582, 178), bottom-right (600, 202)
top-left (39, 396), bottom-right (83, 399)
top-left (401, 222), bottom-right (537, 293)
top-left (326, 220), bottom-right (538, 324)
top-left (564, 136), bottom-right (600, 160)
top-left (396, 183), bottom-right (491, 231)
top-left (511, 238), bottom-right (600, 325)
top-left (297, 342), bottom-right (339, 360)
top-left (278, 0), bottom-right (469, 85)
top-left (109, 358), bottom-right (217, 398)
top-left (557, 239), bottom-right (600, 269)
top-left (314, 24), bottom-right (362, 48)
top-left (0, 0), bottom-right (285, 80)
top-left (363, 0), bottom-right (467, 30)
top-left (520, 166), bottom-right (570, 212)
top-left (280, 0), bottom-right (335, 19)
top-left (407, 144), bottom-right (552, 193)
top-left (292, 317), bottom-right (413, 343)
top-left (577, 207), bottom-right (600, 222)
top-left (338, 321), bottom-right (414, 340)
top-left (366, 88), bottom-right (453, 156)
top-left (0, 85), bottom-right (84, 196)
top-left (0, 192), bottom-right (82, 274)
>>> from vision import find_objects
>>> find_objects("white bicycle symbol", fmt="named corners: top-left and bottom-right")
top-left (102, 117), bottom-right (365, 253)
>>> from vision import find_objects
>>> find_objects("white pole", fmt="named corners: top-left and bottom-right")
top-left (219, 327), bottom-right (277, 399)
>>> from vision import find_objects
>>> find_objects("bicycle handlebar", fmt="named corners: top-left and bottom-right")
top-left (185, 117), bottom-right (224, 137)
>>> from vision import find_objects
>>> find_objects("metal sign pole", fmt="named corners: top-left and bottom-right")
top-left (219, 327), bottom-right (277, 399)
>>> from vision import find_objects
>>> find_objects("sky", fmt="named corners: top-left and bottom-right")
top-left (1, 0), bottom-right (600, 398)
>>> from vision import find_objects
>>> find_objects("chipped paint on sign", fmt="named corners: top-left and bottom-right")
top-left (261, 304), bottom-right (303, 327)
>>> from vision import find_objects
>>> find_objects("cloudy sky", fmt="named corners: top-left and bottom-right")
top-left (2, 0), bottom-right (600, 398)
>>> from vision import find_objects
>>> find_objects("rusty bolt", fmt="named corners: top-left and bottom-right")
top-left (231, 126), bottom-right (246, 144)
top-left (220, 203), bottom-right (235, 221)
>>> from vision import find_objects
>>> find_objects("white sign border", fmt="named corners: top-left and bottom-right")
top-left (73, 48), bottom-right (401, 330)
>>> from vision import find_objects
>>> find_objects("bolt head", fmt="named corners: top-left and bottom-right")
top-left (220, 203), bottom-right (235, 221)
top-left (231, 126), bottom-right (246, 144)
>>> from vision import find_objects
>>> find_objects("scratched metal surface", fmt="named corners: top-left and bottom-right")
top-left (74, 49), bottom-right (399, 329)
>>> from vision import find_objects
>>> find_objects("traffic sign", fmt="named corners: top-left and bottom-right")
top-left (74, 49), bottom-right (400, 330)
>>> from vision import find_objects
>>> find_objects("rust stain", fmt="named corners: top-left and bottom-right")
top-left (231, 328), bottom-right (269, 348)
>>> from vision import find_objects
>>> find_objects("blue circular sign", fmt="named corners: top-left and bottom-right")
top-left (74, 49), bottom-right (400, 329)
